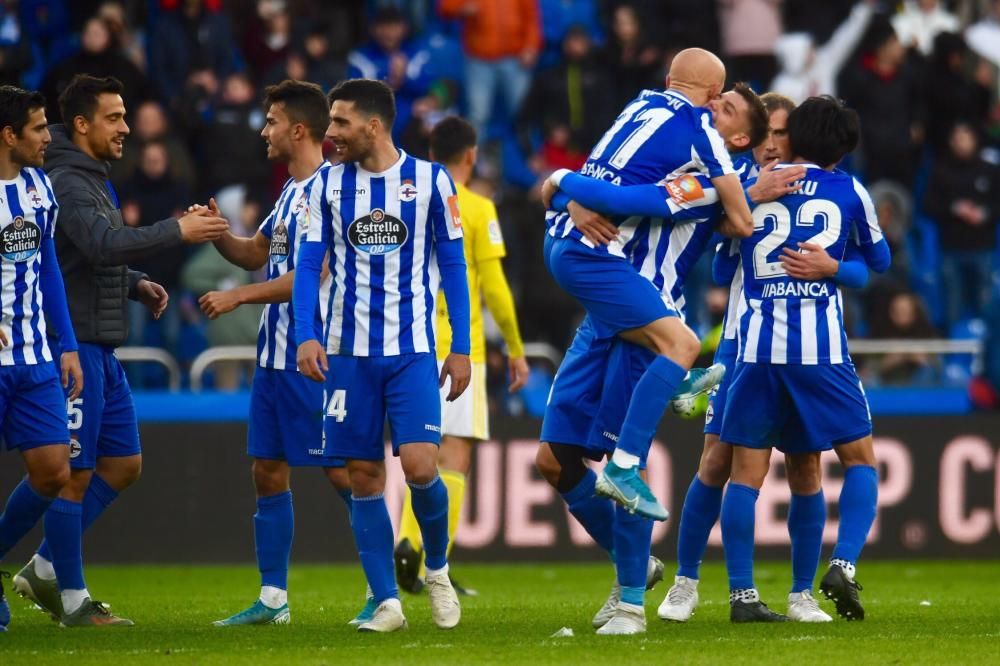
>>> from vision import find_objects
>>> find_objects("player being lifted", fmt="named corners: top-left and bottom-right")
top-left (541, 48), bottom-right (754, 522)
top-left (294, 79), bottom-right (472, 633)
top-left (395, 116), bottom-right (529, 596)
top-left (718, 96), bottom-right (889, 621)
top-left (0, 85), bottom-right (82, 631)
top-left (190, 80), bottom-right (365, 627)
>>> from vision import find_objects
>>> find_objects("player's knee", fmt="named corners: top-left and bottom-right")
top-left (785, 455), bottom-right (822, 495)
top-left (31, 462), bottom-right (70, 497)
top-left (252, 460), bottom-right (289, 496)
top-left (535, 443), bottom-right (564, 488)
top-left (543, 442), bottom-right (590, 493)
top-left (698, 443), bottom-right (731, 487)
top-left (401, 458), bottom-right (438, 486)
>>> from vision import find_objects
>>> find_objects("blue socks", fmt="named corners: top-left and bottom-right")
top-left (561, 469), bottom-right (615, 556)
top-left (254, 490), bottom-right (293, 590)
top-left (721, 482), bottom-right (759, 591)
top-left (832, 465), bottom-right (878, 565)
top-left (788, 490), bottom-right (826, 593)
top-left (676, 475), bottom-right (724, 579)
top-left (38, 474), bottom-right (119, 563)
top-left (351, 493), bottom-right (397, 603)
top-left (614, 505), bottom-right (652, 606)
top-left (616, 355), bottom-right (687, 459)
top-left (44, 498), bottom-right (85, 591)
top-left (0, 478), bottom-right (54, 558)
top-left (408, 476), bottom-right (449, 571)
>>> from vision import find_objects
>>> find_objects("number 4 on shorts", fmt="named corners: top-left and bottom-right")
top-left (326, 389), bottom-right (347, 422)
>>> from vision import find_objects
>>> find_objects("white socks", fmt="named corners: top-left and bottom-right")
top-left (33, 554), bottom-right (56, 581)
top-left (259, 585), bottom-right (288, 609)
top-left (612, 449), bottom-right (641, 469)
top-left (62, 589), bottom-right (89, 614)
top-left (831, 558), bottom-right (856, 580)
top-left (425, 563), bottom-right (449, 580)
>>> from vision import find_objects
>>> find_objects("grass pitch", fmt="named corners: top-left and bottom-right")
top-left (2, 561), bottom-right (998, 665)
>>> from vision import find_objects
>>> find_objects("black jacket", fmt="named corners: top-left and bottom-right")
top-left (45, 125), bottom-right (184, 347)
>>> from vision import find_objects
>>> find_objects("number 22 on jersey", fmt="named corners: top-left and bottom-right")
top-left (751, 198), bottom-right (842, 280)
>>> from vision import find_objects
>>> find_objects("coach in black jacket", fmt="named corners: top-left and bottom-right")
top-left (11, 75), bottom-right (227, 626)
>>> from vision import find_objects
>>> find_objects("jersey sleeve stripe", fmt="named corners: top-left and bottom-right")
top-left (851, 177), bottom-right (884, 244)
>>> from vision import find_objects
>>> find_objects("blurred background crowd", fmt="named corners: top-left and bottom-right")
top-left (4, 0), bottom-right (1000, 410)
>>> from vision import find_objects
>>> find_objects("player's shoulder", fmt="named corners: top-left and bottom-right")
top-left (456, 185), bottom-right (494, 228)
top-left (731, 154), bottom-right (758, 181)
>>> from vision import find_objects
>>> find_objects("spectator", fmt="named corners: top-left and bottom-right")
top-left (264, 24), bottom-right (345, 93)
top-left (891, 0), bottom-right (959, 58)
top-left (241, 0), bottom-right (290, 81)
top-left (538, 0), bottom-right (603, 68)
top-left (868, 180), bottom-right (914, 284)
top-left (120, 140), bottom-right (192, 352)
top-left (0, 1), bottom-right (33, 86)
top-left (717, 0), bottom-right (782, 90)
top-left (923, 121), bottom-right (1000, 326)
top-left (347, 8), bottom-right (434, 142)
top-left (603, 3), bottom-right (662, 109)
top-left (439, 0), bottom-right (542, 143)
top-left (923, 32), bottom-right (991, 153)
top-left (98, 1), bottom-right (147, 72)
top-left (783, 0), bottom-right (855, 44)
top-left (111, 99), bottom-right (196, 189)
top-left (41, 15), bottom-right (151, 121)
top-left (771, 0), bottom-right (876, 103)
top-left (516, 25), bottom-right (616, 173)
top-left (965, 0), bottom-right (1000, 71)
top-left (196, 73), bottom-right (269, 199)
top-left (840, 20), bottom-right (924, 188)
top-left (866, 288), bottom-right (940, 385)
top-left (150, 0), bottom-right (238, 112)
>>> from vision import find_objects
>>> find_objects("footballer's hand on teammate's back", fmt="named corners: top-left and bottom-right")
top-left (178, 206), bottom-right (229, 243)
top-left (0, 326), bottom-right (7, 348)
top-left (296, 339), bottom-right (328, 382)
top-left (61, 351), bottom-right (84, 401)
top-left (746, 160), bottom-right (807, 204)
top-left (541, 176), bottom-right (558, 210)
top-left (780, 242), bottom-right (840, 281)
top-left (199, 290), bottom-right (241, 320)
top-left (440, 353), bottom-right (471, 402)
top-left (567, 201), bottom-right (617, 246)
top-left (508, 356), bottom-right (530, 393)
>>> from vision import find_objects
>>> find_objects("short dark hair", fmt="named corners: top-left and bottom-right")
top-left (327, 78), bottom-right (396, 130)
top-left (0, 86), bottom-right (47, 136)
top-left (787, 95), bottom-right (860, 168)
top-left (759, 92), bottom-right (795, 116)
top-left (732, 82), bottom-right (768, 149)
top-left (429, 116), bottom-right (477, 164)
top-left (263, 79), bottom-right (330, 143)
top-left (58, 74), bottom-right (124, 133)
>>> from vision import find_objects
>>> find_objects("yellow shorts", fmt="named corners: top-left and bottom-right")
top-left (438, 360), bottom-right (489, 441)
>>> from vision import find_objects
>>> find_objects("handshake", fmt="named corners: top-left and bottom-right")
top-left (178, 197), bottom-right (230, 243)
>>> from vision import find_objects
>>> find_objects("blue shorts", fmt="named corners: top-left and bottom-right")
top-left (249, 367), bottom-right (344, 468)
top-left (544, 235), bottom-right (675, 340)
top-left (67, 343), bottom-right (141, 470)
top-left (540, 318), bottom-right (613, 458)
top-left (323, 353), bottom-right (441, 461)
top-left (704, 337), bottom-right (739, 437)
top-left (0, 362), bottom-right (69, 451)
top-left (586, 339), bottom-right (653, 468)
top-left (720, 361), bottom-right (872, 453)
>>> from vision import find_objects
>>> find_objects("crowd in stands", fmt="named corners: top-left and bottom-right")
top-left (2, 0), bottom-right (999, 404)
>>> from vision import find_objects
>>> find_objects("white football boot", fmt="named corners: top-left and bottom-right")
top-left (787, 590), bottom-right (833, 622)
top-left (424, 571), bottom-right (461, 629)
top-left (658, 575), bottom-right (699, 622)
top-left (596, 602), bottom-right (646, 635)
top-left (357, 598), bottom-right (408, 633)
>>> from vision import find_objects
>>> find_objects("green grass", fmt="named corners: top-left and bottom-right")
top-left (2, 562), bottom-right (998, 665)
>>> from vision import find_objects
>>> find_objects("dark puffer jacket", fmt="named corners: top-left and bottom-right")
top-left (45, 125), bottom-right (183, 347)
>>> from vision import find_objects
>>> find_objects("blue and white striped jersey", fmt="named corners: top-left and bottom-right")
top-left (0, 168), bottom-right (57, 366)
top-left (304, 150), bottom-right (462, 357)
top-left (738, 165), bottom-right (884, 364)
top-left (720, 156), bottom-right (759, 340)
top-left (547, 89), bottom-right (734, 257)
top-left (256, 162), bottom-right (332, 370)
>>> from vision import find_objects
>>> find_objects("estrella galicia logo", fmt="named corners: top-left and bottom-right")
top-left (2, 215), bottom-right (41, 262)
top-left (270, 220), bottom-right (289, 262)
top-left (347, 208), bottom-right (407, 255)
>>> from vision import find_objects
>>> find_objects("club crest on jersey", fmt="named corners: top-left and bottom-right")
top-left (27, 186), bottom-right (42, 208)
top-left (399, 180), bottom-right (418, 202)
top-left (348, 208), bottom-right (407, 255)
top-left (269, 220), bottom-right (290, 262)
top-left (665, 174), bottom-right (705, 205)
top-left (293, 192), bottom-right (307, 214)
top-left (2, 215), bottom-right (41, 262)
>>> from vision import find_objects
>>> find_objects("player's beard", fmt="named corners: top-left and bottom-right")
top-left (12, 144), bottom-right (44, 168)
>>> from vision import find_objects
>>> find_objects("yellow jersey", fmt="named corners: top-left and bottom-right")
top-left (436, 182), bottom-right (523, 363)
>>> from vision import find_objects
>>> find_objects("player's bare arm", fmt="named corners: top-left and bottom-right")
top-left (746, 161), bottom-right (807, 204)
top-left (566, 201), bottom-right (618, 246)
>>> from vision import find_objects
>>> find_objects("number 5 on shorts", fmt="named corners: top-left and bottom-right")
top-left (326, 389), bottom-right (347, 422)
top-left (67, 398), bottom-right (84, 430)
